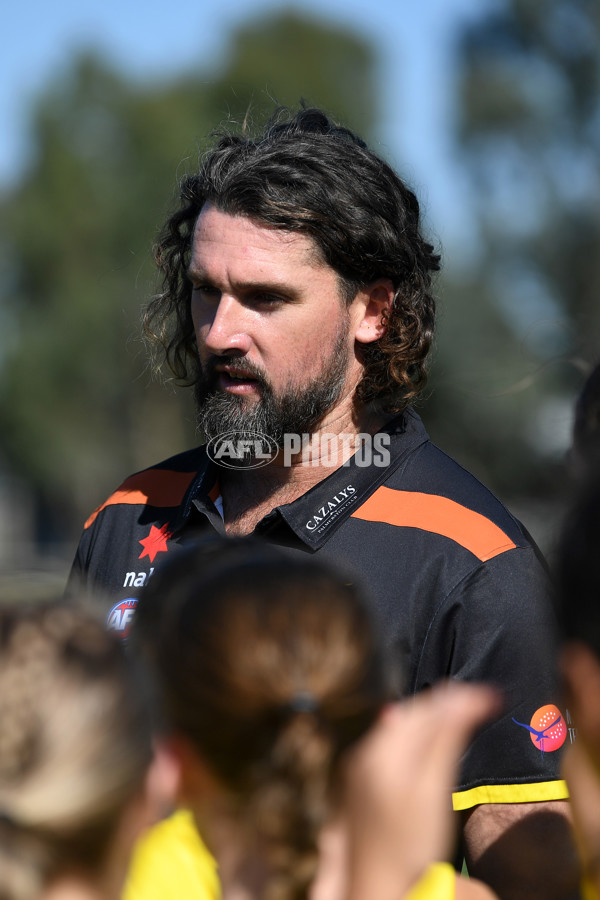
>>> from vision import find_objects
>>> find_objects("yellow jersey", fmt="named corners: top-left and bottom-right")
top-left (123, 809), bottom-right (220, 900)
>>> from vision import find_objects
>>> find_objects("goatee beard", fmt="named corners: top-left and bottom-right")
top-left (195, 328), bottom-right (351, 447)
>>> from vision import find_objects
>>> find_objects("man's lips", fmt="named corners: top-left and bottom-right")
top-left (216, 368), bottom-right (262, 394)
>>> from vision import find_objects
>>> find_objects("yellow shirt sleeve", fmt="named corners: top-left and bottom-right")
top-left (404, 862), bottom-right (455, 900)
top-left (582, 876), bottom-right (600, 900)
top-left (123, 809), bottom-right (220, 900)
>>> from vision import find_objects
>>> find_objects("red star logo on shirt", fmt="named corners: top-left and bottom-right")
top-left (138, 524), bottom-right (172, 563)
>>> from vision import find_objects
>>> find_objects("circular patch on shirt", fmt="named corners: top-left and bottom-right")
top-left (106, 597), bottom-right (138, 640)
top-left (206, 431), bottom-right (278, 469)
top-left (529, 704), bottom-right (566, 752)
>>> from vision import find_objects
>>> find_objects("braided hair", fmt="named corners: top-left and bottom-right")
top-left (134, 538), bottom-right (390, 900)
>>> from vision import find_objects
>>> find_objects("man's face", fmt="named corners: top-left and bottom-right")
top-left (189, 204), bottom-right (363, 444)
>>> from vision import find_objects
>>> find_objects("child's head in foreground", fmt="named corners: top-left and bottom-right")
top-left (133, 537), bottom-right (391, 900)
top-left (0, 601), bottom-right (157, 900)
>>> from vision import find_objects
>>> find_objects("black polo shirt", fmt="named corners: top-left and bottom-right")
top-left (67, 409), bottom-right (569, 809)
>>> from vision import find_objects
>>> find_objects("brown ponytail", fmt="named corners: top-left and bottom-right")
top-left (246, 711), bottom-right (333, 900)
top-left (135, 538), bottom-right (389, 900)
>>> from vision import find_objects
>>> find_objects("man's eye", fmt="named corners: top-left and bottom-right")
top-left (250, 293), bottom-right (285, 306)
top-left (192, 284), bottom-right (220, 298)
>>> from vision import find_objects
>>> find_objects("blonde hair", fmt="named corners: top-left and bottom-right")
top-left (0, 602), bottom-right (153, 899)
top-left (134, 538), bottom-right (389, 900)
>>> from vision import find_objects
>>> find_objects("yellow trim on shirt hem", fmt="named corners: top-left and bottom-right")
top-left (452, 779), bottom-right (569, 811)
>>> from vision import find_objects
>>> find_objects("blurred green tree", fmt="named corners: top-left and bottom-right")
top-left (425, 0), bottom-right (600, 520)
top-left (209, 9), bottom-right (375, 136)
top-left (0, 11), bottom-right (376, 544)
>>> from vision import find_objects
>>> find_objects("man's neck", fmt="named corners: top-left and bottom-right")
top-left (220, 405), bottom-right (390, 535)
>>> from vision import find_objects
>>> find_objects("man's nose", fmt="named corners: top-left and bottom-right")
top-left (200, 295), bottom-right (252, 356)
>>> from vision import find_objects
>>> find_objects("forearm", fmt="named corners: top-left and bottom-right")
top-left (345, 846), bottom-right (423, 900)
top-left (463, 801), bottom-right (581, 900)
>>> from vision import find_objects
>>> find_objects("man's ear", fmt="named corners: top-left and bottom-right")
top-left (562, 642), bottom-right (600, 751)
top-left (352, 279), bottom-right (395, 345)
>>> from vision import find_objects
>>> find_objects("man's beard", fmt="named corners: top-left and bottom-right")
top-left (195, 326), bottom-right (351, 447)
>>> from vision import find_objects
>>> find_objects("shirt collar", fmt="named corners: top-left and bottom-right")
top-left (180, 409), bottom-right (429, 548)
top-left (275, 409), bottom-right (428, 548)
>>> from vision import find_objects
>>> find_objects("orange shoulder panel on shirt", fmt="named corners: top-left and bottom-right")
top-left (351, 487), bottom-right (516, 562)
top-left (84, 469), bottom-right (197, 529)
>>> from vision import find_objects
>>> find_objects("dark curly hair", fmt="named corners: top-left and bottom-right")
top-left (144, 106), bottom-right (440, 411)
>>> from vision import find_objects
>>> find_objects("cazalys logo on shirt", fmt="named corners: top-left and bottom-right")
top-left (306, 485), bottom-right (357, 533)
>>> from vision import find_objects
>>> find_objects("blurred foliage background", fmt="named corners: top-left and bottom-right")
top-left (0, 0), bottom-right (598, 595)
top-left (427, 0), bottom-right (599, 534)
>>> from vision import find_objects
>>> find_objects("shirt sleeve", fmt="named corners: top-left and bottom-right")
top-left (123, 810), bottom-right (219, 900)
top-left (404, 862), bottom-right (456, 900)
top-left (63, 531), bottom-right (91, 600)
top-left (415, 546), bottom-right (570, 809)
top-left (63, 516), bottom-right (114, 607)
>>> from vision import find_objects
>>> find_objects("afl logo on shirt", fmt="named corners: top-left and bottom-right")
top-left (107, 598), bottom-right (138, 640)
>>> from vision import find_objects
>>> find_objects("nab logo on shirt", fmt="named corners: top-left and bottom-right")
top-left (107, 598), bottom-right (138, 640)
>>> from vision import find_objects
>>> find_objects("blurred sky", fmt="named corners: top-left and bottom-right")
top-left (2, 0), bottom-right (494, 251)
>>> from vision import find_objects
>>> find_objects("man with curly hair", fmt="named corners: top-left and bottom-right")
top-left (68, 107), bottom-right (578, 899)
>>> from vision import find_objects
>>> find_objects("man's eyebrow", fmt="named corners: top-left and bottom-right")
top-left (234, 278), bottom-right (301, 298)
top-left (186, 269), bottom-right (301, 299)
top-left (186, 264), bottom-right (211, 283)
